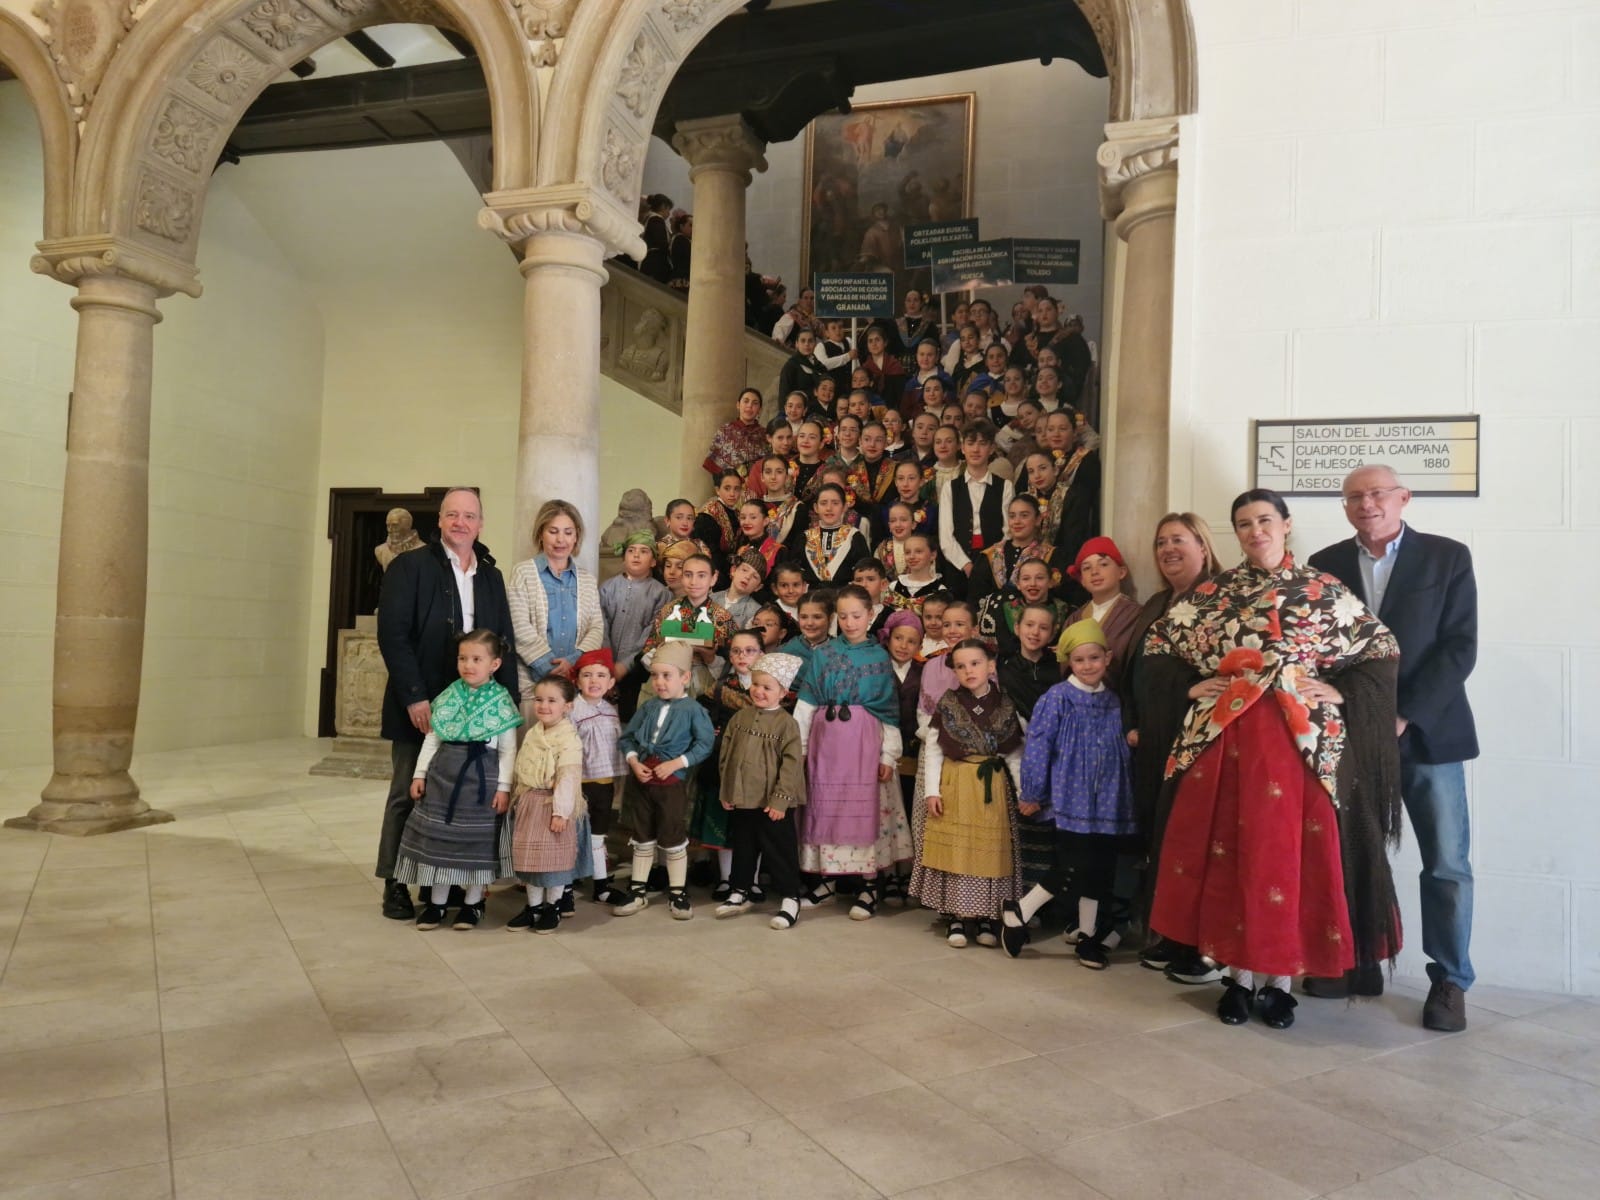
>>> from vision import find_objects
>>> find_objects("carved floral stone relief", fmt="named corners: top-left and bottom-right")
top-left (133, 173), bottom-right (196, 243)
top-left (658, 0), bottom-right (714, 36)
top-left (151, 96), bottom-right (222, 174)
top-left (600, 124), bottom-right (639, 202)
top-left (185, 36), bottom-right (269, 106)
top-left (241, 0), bottom-right (325, 54)
top-left (616, 30), bottom-right (667, 121)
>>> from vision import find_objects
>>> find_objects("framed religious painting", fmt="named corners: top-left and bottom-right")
top-left (801, 93), bottom-right (976, 304)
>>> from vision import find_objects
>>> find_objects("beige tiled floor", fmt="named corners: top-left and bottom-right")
top-left (1, 738), bottom-right (1598, 1199)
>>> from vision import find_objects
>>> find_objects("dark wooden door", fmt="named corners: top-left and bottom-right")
top-left (318, 487), bottom-right (451, 736)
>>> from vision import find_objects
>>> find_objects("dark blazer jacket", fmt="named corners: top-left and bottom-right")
top-left (1309, 527), bottom-right (1478, 765)
top-left (376, 539), bottom-right (520, 744)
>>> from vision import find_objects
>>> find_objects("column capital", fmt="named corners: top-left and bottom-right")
top-left (30, 235), bottom-right (202, 299)
top-left (671, 115), bottom-right (768, 185)
top-left (1097, 116), bottom-right (1179, 226)
top-left (478, 184), bottom-right (645, 262)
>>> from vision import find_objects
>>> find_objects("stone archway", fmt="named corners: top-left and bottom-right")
top-left (0, 10), bottom-right (75, 240)
top-left (540, 0), bottom-right (1195, 583)
top-left (7, 0), bottom-right (542, 835)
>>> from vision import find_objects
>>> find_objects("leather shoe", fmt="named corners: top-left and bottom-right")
top-left (381, 880), bottom-right (415, 921)
top-left (1257, 986), bottom-right (1298, 1030)
top-left (1216, 979), bottom-right (1254, 1025)
top-left (1302, 963), bottom-right (1384, 999)
top-left (1422, 963), bottom-right (1467, 1032)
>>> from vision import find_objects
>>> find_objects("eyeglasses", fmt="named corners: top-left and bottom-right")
top-left (1342, 486), bottom-right (1405, 506)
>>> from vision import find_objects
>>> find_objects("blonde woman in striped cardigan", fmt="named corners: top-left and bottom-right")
top-left (508, 500), bottom-right (604, 707)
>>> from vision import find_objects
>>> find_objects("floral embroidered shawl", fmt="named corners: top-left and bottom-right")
top-left (1144, 554), bottom-right (1398, 801)
top-left (706, 419), bottom-right (769, 478)
top-left (430, 679), bottom-right (522, 743)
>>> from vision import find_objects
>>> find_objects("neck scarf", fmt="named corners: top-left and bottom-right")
top-left (430, 679), bottom-right (521, 743)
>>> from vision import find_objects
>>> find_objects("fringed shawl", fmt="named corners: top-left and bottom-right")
top-left (514, 717), bottom-right (585, 806)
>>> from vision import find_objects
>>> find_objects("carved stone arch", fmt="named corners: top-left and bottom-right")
top-left (0, 9), bottom-right (77, 240)
top-left (541, 0), bottom-right (1195, 247)
top-left (540, 0), bottom-right (746, 225)
top-left (69, 0), bottom-right (536, 277)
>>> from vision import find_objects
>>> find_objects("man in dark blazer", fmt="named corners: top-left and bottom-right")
top-left (1306, 465), bottom-right (1477, 1031)
top-left (374, 487), bottom-right (519, 920)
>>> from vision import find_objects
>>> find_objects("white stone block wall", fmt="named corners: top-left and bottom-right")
top-left (1180, 0), bottom-right (1600, 992)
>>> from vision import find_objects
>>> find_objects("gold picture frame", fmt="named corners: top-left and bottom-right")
top-left (800, 92), bottom-right (976, 302)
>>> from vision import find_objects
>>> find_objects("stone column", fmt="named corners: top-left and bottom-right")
top-left (481, 187), bottom-right (645, 573)
top-left (672, 116), bottom-right (768, 502)
top-left (9, 245), bottom-right (197, 835)
top-left (1098, 119), bottom-right (1180, 598)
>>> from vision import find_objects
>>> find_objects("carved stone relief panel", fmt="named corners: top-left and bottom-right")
top-left (184, 35), bottom-right (270, 107)
top-left (240, 0), bottom-right (327, 56)
top-left (616, 27), bottom-right (670, 122)
top-left (334, 627), bottom-right (387, 739)
top-left (35, 0), bottom-right (140, 120)
top-left (132, 171), bottom-right (197, 244)
top-left (150, 96), bottom-right (223, 175)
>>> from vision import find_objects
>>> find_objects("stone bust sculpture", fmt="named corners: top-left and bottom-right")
top-left (619, 307), bottom-right (670, 382)
top-left (375, 507), bottom-right (425, 571)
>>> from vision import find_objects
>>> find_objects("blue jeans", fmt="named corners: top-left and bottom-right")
top-left (1399, 757), bottom-right (1475, 990)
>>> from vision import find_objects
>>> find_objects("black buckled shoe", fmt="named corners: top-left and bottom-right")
top-left (452, 901), bottom-right (485, 930)
top-left (555, 889), bottom-right (575, 919)
top-left (415, 903), bottom-right (447, 931)
top-left (531, 903), bottom-right (560, 934)
top-left (1076, 936), bottom-right (1110, 970)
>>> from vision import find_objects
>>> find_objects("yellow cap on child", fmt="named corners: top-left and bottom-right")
top-left (1054, 618), bottom-right (1107, 664)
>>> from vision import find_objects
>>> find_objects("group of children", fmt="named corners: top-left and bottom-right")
top-left (390, 514), bottom-right (1155, 969)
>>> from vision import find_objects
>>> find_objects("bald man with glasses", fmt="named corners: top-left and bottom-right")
top-left (1306, 465), bottom-right (1477, 1031)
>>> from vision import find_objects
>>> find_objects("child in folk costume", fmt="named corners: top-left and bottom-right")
top-left (768, 563), bottom-right (808, 626)
top-left (918, 593), bottom-right (951, 660)
top-left (712, 549), bottom-right (766, 629)
top-left (506, 675), bottom-right (591, 934)
top-left (1064, 536), bottom-right (1141, 690)
top-left (794, 585), bottom-right (913, 919)
top-left (887, 533), bottom-right (949, 615)
top-left (977, 557), bottom-right (1072, 659)
top-left (780, 590), bottom-right (835, 666)
top-left (751, 603), bottom-right (793, 652)
top-left (693, 472), bottom-right (745, 577)
top-left (910, 638), bottom-right (1024, 949)
top-left (692, 629), bottom-right (765, 901)
top-left (572, 649), bottom-right (627, 905)
top-left (398, 630), bottom-right (522, 931)
top-left (599, 532), bottom-right (670, 722)
top-left (1003, 620), bottom-right (1135, 969)
top-left (714, 652), bottom-right (808, 930)
top-left (786, 483), bottom-right (872, 588)
top-left (656, 498), bottom-right (708, 563)
top-left (736, 499), bottom-right (784, 577)
top-left (880, 609), bottom-right (925, 904)
top-left (874, 502), bottom-right (918, 580)
top-left (614, 642), bottom-right (717, 920)
top-left (996, 602), bottom-right (1067, 890)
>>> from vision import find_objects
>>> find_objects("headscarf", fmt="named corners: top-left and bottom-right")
top-left (877, 609), bottom-right (923, 646)
top-left (1053, 618), bottom-right (1107, 664)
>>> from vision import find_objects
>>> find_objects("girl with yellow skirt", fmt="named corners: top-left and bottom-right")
top-left (909, 638), bottom-right (1024, 948)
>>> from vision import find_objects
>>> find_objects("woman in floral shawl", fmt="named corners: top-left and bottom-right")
top-left (702, 388), bottom-right (770, 482)
top-left (1143, 489), bottom-right (1403, 1031)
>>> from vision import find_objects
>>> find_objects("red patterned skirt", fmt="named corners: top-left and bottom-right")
top-left (1150, 700), bottom-right (1355, 979)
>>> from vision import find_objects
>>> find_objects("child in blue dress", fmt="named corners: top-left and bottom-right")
top-left (1004, 619), bottom-right (1135, 969)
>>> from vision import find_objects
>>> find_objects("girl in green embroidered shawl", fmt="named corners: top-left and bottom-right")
top-left (395, 630), bottom-right (523, 930)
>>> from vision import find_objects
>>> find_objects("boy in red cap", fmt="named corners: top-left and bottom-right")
top-left (572, 648), bottom-right (627, 904)
top-left (1062, 536), bottom-right (1140, 691)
